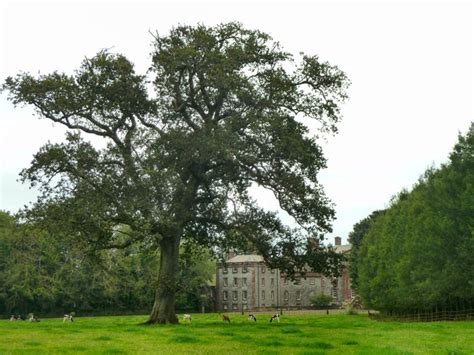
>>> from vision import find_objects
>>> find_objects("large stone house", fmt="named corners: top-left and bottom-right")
top-left (215, 237), bottom-right (353, 311)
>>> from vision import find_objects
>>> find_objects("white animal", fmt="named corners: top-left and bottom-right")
top-left (63, 313), bottom-right (74, 322)
top-left (248, 314), bottom-right (257, 322)
top-left (183, 314), bottom-right (192, 323)
top-left (270, 314), bottom-right (280, 323)
top-left (28, 314), bottom-right (40, 322)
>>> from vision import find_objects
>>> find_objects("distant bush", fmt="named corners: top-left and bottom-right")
top-left (310, 294), bottom-right (333, 308)
top-left (346, 305), bottom-right (358, 315)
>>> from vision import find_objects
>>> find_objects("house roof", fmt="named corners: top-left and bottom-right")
top-left (226, 245), bottom-right (351, 263)
top-left (227, 254), bottom-right (265, 263)
top-left (335, 245), bottom-right (351, 254)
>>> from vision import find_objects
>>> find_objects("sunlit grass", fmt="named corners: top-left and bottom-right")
top-left (0, 312), bottom-right (473, 354)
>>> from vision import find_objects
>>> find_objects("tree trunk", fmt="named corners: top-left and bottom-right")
top-left (146, 237), bottom-right (180, 324)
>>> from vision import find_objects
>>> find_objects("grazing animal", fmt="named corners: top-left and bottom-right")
top-left (222, 314), bottom-right (231, 323)
top-left (9, 315), bottom-right (15, 321)
top-left (270, 314), bottom-right (280, 323)
top-left (63, 313), bottom-right (75, 322)
top-left (28, 314), bottom-right (40, 322)
top-left (248, 314), bottom-right (257, 322)
top-left (183, 314), bottom-right (192, 323)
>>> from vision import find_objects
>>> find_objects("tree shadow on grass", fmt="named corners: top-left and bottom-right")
top-left (343, 340), bottom-right (358, 345)
top-left (94, 336), bottom-right (113, 341)
top-left (168, 335), bottom-right (209, 344)
top-left (280, 326), bottom-right (303, 334)
top-left (23, 341), bottom-right (41, 346)
top-left (122, 327), bottom-right (141, 333)
top-left (100, 348), bottom-right (127, 354)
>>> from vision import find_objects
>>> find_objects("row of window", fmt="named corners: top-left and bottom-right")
top-left (223, 290), bottom-right (249, 301)
top-left (222, 265), bottom-right (276, 274)
top-left (222, 304), bottom-right (247, 311)
top-left (222, 277), bottom-right (320, 287)
top-left (222, 277), bottom-right (279, 287)
top-left (222, 290), bottom-right (303, 301)
top-left (222, 303), bottom-right (281, 310)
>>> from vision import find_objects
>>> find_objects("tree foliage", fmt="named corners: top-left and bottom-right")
top-left (347, 210), bottom-right (385, 290)
top-left (2, 23), bottom-right (349, 323)
top-left (355, 123), bottom-right (474, 313)
top-left (0, 211), bottom-right (214, 316)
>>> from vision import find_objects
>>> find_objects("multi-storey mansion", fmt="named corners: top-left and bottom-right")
top-left (216, 237), bottom-right (353, 311)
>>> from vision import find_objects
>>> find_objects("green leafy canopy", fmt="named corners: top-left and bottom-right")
top-left (2, 22), bottom-right (350, 278)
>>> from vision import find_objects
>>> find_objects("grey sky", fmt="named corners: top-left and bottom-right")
top-left (1, 1), bottom-right (473, 244)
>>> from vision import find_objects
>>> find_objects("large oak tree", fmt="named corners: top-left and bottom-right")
top-left (3, 23), bottom-right (349, 324)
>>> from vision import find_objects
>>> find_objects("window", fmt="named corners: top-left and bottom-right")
top-left (261, 266), bottom-right (266, 273)
top-left (232, 291), bottom-right (238, 301)
top-left (284, 278), bottom-right (289, 285)
top-left (223, 278), bottom-right (228, 287)
top-left (242, 278), bottom-right (247, 286)
top-left (271, 290), bottom-right (274, 301)
top-left (332, 287), bottom-right (338, 298)
top-left (243, 265), bottom-right (248, 273)
top-left (233, 278), bottom-right (238, 287)
top-left (262, 290), bottom-right (265, 300)
top-left (294, 278), bottom-right (301, 285)
top-left (223, 291), bottom-right (228, 301)
top-left (242, 290), bottom-right (247, 301)
top-left (223, 304), bottom-right (228, 310)
top-left (271, 278), bottom-right (274, 287)
top-left (284, 291), bottom-right (289, 301)
top-left (309, 277), bottom-right (315, 285)
top-left (261, 278), bottom-right (265, 286)
top-left (223, 267), bottom-right (228, 274)
top-left (232, 266), bottom-right (238, 273)
top-left (232, 304), bottom-right (238, 310)
top-left (296, 290), bottom-right (301, 300)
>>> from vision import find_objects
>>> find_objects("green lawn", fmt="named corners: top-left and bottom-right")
top-left (0, 312), bottom-right (473, 354)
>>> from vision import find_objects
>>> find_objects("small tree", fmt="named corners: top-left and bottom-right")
top-left (2, 23), bottom-right (349, 323)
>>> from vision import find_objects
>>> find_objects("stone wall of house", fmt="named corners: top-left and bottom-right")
top-left (216, 255), bottom-right (354, 311)
top-left (216, 262), bottom-right (258, 312)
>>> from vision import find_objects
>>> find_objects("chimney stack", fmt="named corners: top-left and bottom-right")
top-left (307, 237), bottom-right (320, 250)
top-left (335, 236), bottom-right (342, 246)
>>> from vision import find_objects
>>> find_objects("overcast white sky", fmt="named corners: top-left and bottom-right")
top-left (0, 0), bottom-right (473, 244)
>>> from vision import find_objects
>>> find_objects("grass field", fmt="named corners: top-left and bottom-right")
top-left (0, 312), bottom-right (473, 354)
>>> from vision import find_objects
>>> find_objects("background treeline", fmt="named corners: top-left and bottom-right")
top-left (350, 123), bottom-right (474, 314)
top-left (0, 212), bottom-right (215, 318)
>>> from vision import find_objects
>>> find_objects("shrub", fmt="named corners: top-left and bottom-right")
top-left (346, 305), bottom-right (358, 315)
top-left (310, 294), bottom-right (333, 308)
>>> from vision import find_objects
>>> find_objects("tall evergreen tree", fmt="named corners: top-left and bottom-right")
top-left (355, 123), bottom-right (474, 313)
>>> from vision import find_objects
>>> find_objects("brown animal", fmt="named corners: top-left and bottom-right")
top-left (222, 314), bottom-right (231, 323)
